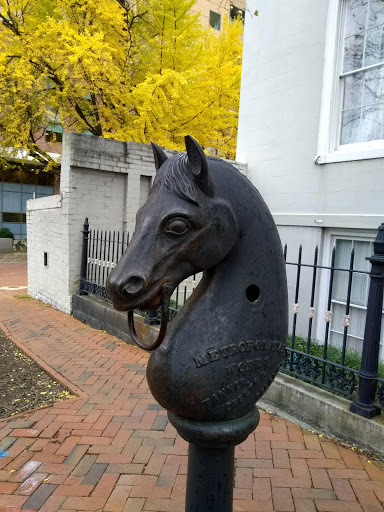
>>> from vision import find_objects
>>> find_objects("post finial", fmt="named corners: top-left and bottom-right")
top-left (374, 223), bottom-right (384, 255)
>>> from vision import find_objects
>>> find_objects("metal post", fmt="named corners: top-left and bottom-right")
top-left (186, 445), bottom-right (234, 512)
top-left (79, 218), bottom-right (89, 295)
top-left (350, 223), bottom-right (384, 418)
top-left (168, 407), bottom-right (260, 512)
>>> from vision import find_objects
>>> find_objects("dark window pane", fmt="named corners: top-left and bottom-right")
top-left (230, 5), bottom-right (245, 22)
top-left (45, 131), bottom-right (63, 143)
top-left (3, 212), bottom-right (22, 222)
top-left (22, 169), bottom-right (37, 186)
top-left (209, 11), bottom-right (221, 30)
top-left (37, 172), bottom-right (55, 187)
top-left (2, 168), bottom-right (21, 184)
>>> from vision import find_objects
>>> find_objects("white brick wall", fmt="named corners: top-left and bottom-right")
top-left (27, 133), bottom-right (247, 314)
top-left (27, 195), bottom-right (72, 312)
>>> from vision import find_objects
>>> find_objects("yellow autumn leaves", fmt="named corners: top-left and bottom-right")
top-left (0, 0), bottom-right (243, 167)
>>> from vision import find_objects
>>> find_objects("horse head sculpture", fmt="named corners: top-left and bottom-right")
top-left (107, 136), bottom-right (288, 422)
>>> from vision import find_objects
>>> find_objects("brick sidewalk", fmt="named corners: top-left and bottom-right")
top-left (0, 262), bottom-right (383, 512)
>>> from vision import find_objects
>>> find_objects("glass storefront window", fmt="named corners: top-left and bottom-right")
top-left (2, 169), bottom-right (21, 183)
top-left (22, 170), bottom-right (37, 185)
top-left (0, 168), bottom-right (54, 239)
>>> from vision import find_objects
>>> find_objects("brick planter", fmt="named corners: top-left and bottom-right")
top-left (0, 238), bottom-right (13, 250)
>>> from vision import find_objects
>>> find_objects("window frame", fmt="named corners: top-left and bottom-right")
top-left (316, 0), bottom-right (384, 164)
top-left (314, 228), bottom-right (381, 354)
top-left (209, 10), bottom-right (221, 31)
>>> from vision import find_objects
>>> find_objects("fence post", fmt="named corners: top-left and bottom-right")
top-left (350, 223), bottom-right (384, 418)
top-left (79, 218), bottom-right (90, 295)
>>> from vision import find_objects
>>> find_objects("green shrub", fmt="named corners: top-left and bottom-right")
top-left (14, 239), bottom-right (27, 251)
top-left (0, 227), bottom-right (14, 239)
top-left (287, 335), bottom-right (384, 378)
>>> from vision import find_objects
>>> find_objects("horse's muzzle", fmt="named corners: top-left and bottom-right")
top-left (106, 270), bottom-right (166, 312)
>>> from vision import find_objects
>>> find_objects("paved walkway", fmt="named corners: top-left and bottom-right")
top-left (0, 261), bottom-right (383, 512)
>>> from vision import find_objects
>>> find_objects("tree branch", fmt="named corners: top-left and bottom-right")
top-left (0, 12), bottom-right (21, 35)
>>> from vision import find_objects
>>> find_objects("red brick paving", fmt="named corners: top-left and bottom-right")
top-left (0, 262), bottom-right (383, 512)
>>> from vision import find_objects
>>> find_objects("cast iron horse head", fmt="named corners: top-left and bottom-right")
top-left (106, 136), bottom-right (288, 422)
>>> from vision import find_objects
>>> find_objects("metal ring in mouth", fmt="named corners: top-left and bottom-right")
top-left (127, 284), bottom-right (173, 351)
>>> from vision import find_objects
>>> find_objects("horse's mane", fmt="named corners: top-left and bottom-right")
top-left (151, 153), bottom-right (201, 205)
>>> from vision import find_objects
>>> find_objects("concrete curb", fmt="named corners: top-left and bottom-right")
top-left (0, 318), bottom-right (88, 400)
top-left (259, 373), bottom-right (384, 460)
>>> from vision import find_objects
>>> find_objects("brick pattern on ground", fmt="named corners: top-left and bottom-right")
top-left (0, 265), bottom-right (383, 512)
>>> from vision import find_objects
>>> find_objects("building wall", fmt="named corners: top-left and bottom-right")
top-left (236, 0), bottom-right (384, 356)
top-left (236, 0), bottom-right (383, 231)
top-left (27, 133), bottom-right (247, 314)
top-left (27, 195), bottom-right (70, 312)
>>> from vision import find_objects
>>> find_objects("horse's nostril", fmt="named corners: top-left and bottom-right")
top-left (123, 275), bottom-right (146, 295)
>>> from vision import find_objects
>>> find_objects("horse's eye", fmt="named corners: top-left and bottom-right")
top-left (165, 219), bottom-right (190, 235)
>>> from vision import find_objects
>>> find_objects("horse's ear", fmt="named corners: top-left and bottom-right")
top-left (151, 142), bottom-right (168, 171)
top-left (185, 135), bottom-right (215, 197)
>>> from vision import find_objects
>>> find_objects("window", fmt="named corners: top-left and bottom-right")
top-left (329, 237), bottom-right (384, 360)
top-left (209, 11), bottom-right (221, 31)
top-left (0, 168), bottom-right (54, 239)
top-left (230, 5), bottom-right (245, 23)
top-left (45, 123), bottom-right (63, 143)
top-left (340, 0), bottom-right (384, 145)
top-left (3, 213), bottom-right (26, 223)
top-left (317, 0), bottom-right (384, 163)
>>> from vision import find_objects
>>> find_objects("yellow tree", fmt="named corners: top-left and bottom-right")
top-left (0, 0), bottom-right (243, 169)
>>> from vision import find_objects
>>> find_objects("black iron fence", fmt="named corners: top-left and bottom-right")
top-left (79, 218), bottom-right (130, 301)
top-left (282, 238), bottom-right (384, 417)
top-left (78, 218), bottom-right (384, 418)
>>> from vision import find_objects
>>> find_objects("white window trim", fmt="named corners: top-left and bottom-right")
top-left (314, 228), bottom-right (377, 344)
top-left (315, 0), bottom-right (384, 165)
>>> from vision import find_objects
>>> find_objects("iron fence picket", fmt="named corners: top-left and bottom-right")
top-left (111, 230), bottom-right (117, 280)
top-left (101, 231), bottom-right (107, 287)
top-left (98, 230), bottom-right (102, 284)
top-left (86, 227), bottom-right (91, 282)
top-left (290, 245), bottom-right (302, 372)
top-left (306, 246), bottom-right (318, 353)
top-left (341, 249), bottom-right (355, 366)
top-left (106, 230), bottom-right (112, 283)
top-left (321, 247), bottom-right (336, 385)
top-left (94, 229), bottom-right (99, 284)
